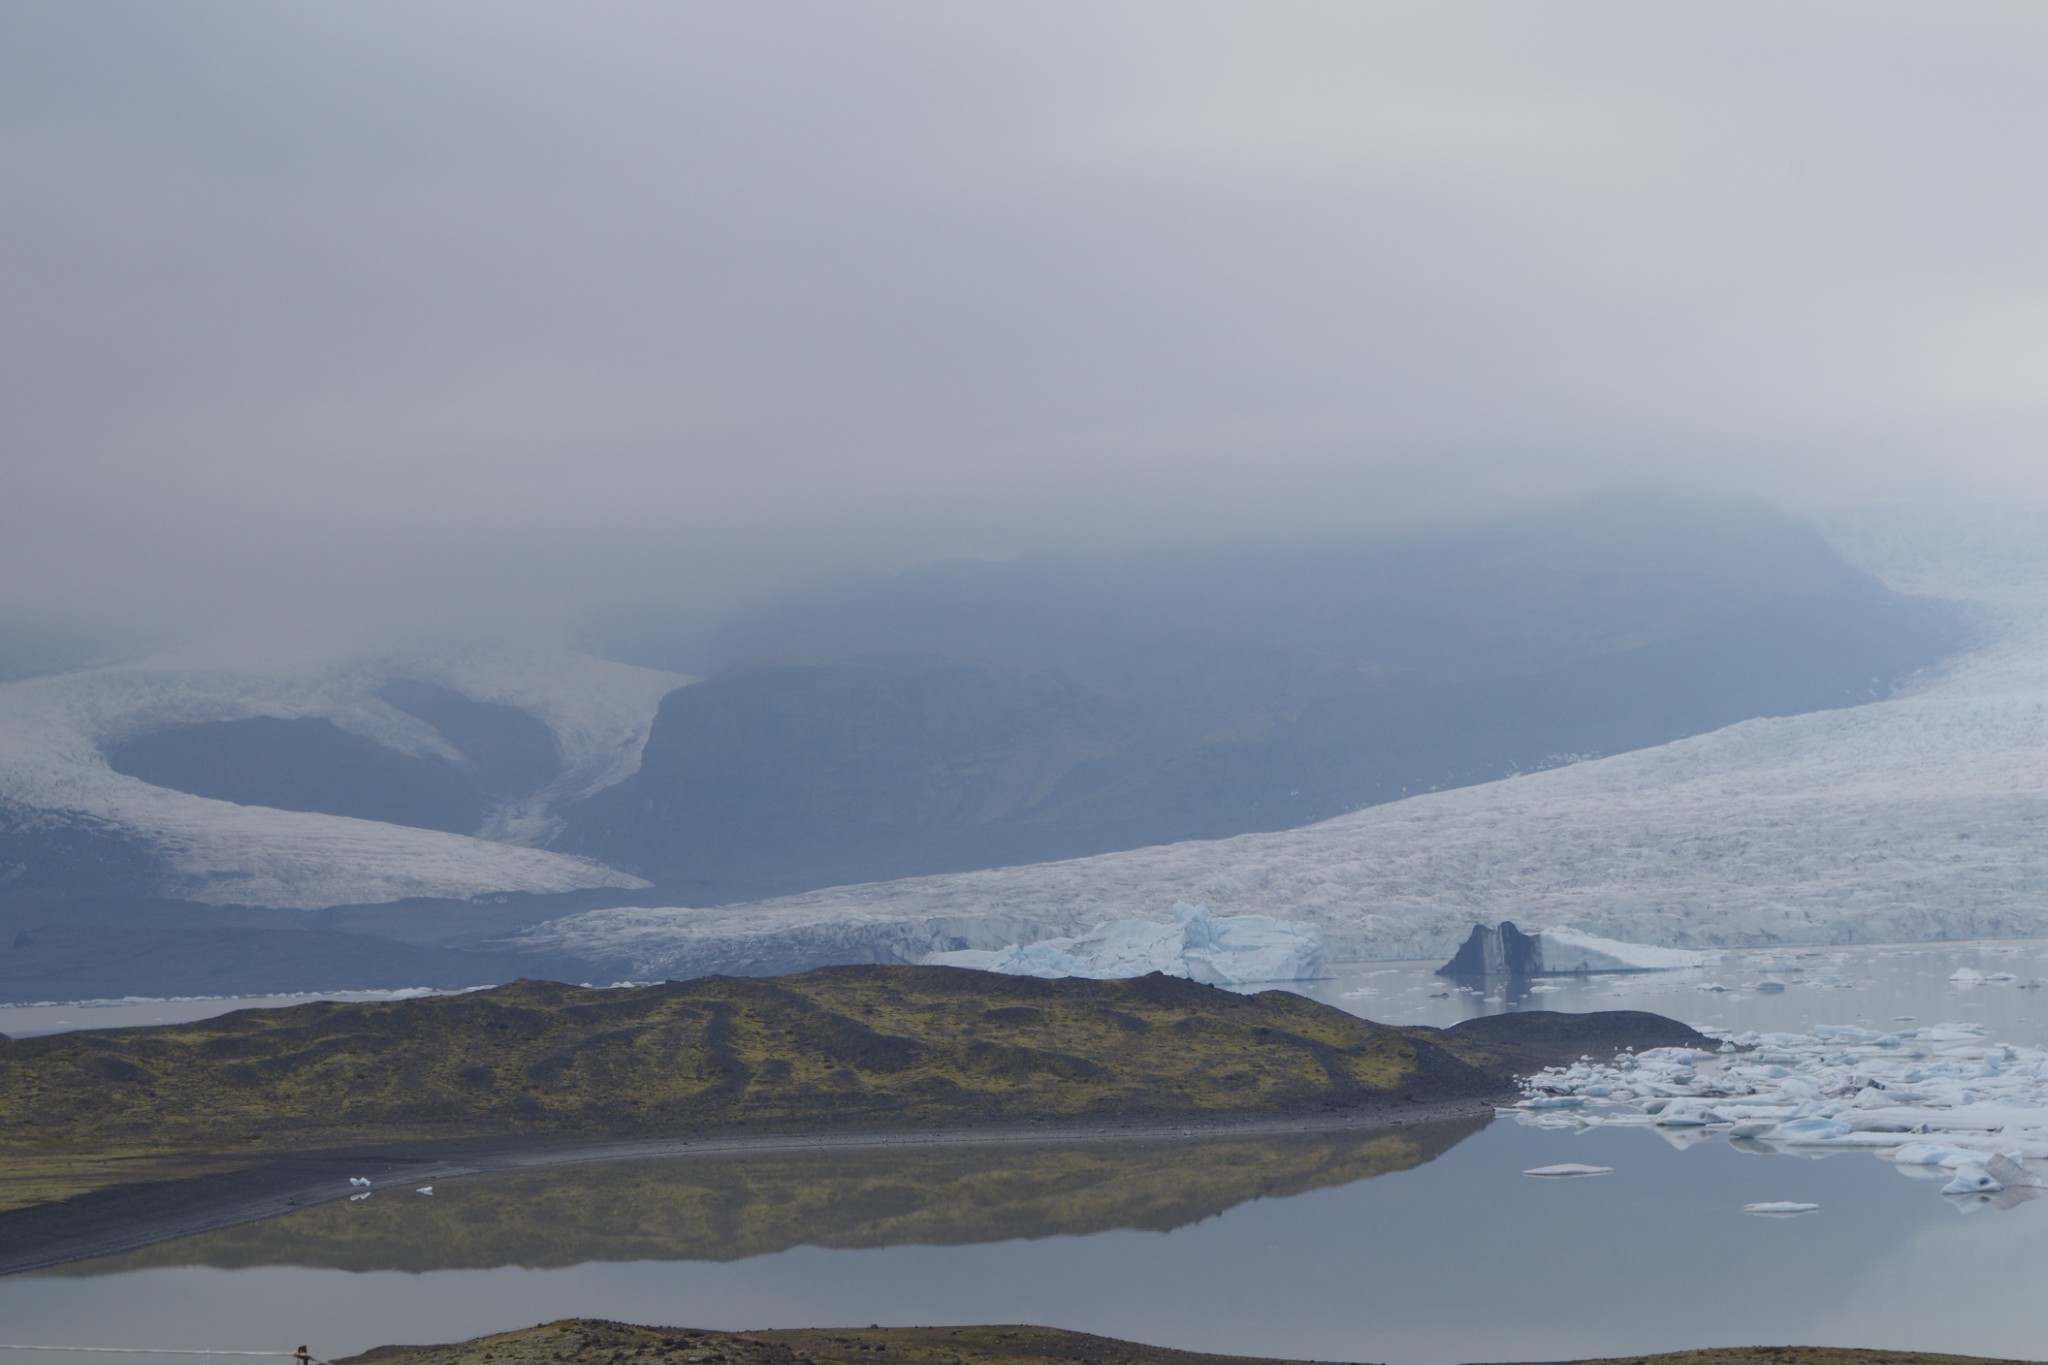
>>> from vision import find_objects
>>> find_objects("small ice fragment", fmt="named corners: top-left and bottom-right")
top-left (1523, 1163), bottom-right (1614, 1177)
top-left (348, 1176), bottom-right (372, 1187)
top-left (1755, 980), bottom-right (1788, 993)
top-left (1727, 1119), bottom-right (1779, 1139)
top-left (1895, 1015), bottom-right (1916, 1022)
top-left (1743, 1201), bottom-right (1819, 1216)
top-left (416, 1185), bottom-right (435, 1195)
top-left (1888, 1143), bottom-right (1965, 1166)
top-left (349, 1192), bottom-right (370, 1202)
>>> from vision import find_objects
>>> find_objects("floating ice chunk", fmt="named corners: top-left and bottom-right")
top-left (1942, 1165), bottom-right (2003, 1195)
top-left (1743, 1202), bottom-right (1819, 1216)
top-left (1951, 968), bottom-right (1985, 985)
top-left (1775, 1117), bottom-right (1853, 1143)
top-left (925, 903), bottom-right (1326, 984)
top-left (348, 1176), bottom-right (372, 1187)
top-left (349, 1192), bottom-right (370, 1202)
top-left (1523, 1163), bottom-right (1613, 1177)
top-left (1727, 1119), bottom-right (1780, 1139)
top-left (1530, 926), bottom-right (1708, 973)
top-left (1755, 979), bottom-right (1788, 993)
top-left (416, 1185), bottom-right (434, 1195)
top-left (1886, 1143), bottom-right (1969, 1166)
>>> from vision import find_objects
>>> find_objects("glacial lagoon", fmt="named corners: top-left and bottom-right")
top-left (6, 941), bottom-right (2048, 1365)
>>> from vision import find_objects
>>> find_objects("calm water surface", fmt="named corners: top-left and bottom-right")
top-left (6, 940), bottom-right (2048, 1365)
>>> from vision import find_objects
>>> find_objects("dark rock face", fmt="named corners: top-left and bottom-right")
top-left (106, 716), bottom-right (492, 835)
top-left (104, 686), bottom-right (565, 841)
top-left (1437, 921), bottom-right (1541, 978)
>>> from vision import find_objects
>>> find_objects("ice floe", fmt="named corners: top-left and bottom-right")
top-left (1743, 1202), bottom-right (1819, 1217)
top-left (1510, 1018), bottom-right (2048, 1210)
top-left (1523, 1163), bottom-right (1613, 1177)
top-left (1531, 927), bottom-right (1708, 973)
top-left (925, 902), bottom-right (1327, 985)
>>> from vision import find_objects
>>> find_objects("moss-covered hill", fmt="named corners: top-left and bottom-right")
top-left (0, 966), bottom-right (1704, 1220)
top-left (0, 967), bottom-right (1511, 1157)
top-left (338, 1319), bottom-right (2035, 1365)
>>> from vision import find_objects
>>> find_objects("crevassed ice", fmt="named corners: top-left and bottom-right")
top-left (924, 902), bottom-right (1327, 985)
top-left (1511, 1019), bottom-right (2048, 1211)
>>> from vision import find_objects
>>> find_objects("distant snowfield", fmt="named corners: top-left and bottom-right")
top-left (524, 505), bottom-right (2048, 976)
top-left (0, 639), bottom-right (682, 907)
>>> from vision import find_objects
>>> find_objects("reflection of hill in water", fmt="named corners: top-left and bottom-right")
top-left (61, 1118), bottom-right (1486, 1275)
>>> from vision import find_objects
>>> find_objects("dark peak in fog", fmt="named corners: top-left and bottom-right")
top-left (558, 494), bottom-right (1961, 901)
top-left (610, 492), bottom-right (1877, 680)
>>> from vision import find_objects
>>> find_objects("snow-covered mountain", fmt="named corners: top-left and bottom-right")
top-left (0, 640), bottom-right (682, 908)
top-left (514, 505), bottom-right (2048, 977)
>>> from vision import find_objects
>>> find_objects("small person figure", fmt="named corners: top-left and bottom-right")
top-left (296, 1346), bottom-right (311, 1365)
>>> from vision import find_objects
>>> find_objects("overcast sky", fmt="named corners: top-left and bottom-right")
top-left (6, 1), bottom-right (2048, 648)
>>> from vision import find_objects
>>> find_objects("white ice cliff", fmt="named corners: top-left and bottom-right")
top-left (923, 902), bottom-right (1327, 984)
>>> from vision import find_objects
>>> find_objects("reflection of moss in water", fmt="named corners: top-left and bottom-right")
top-left (60, 1117), bottom-right (1485, 1275)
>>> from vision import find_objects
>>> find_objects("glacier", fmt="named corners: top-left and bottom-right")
top-left (519, 504), bottom-right (2048, 975)
top-left (923, 902), bottom-right (1327, 984)
top-left (0, 639), bottom-right (682, 907)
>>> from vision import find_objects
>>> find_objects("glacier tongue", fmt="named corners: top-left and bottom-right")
top-left (925, 902), bottom-right (1327, 985)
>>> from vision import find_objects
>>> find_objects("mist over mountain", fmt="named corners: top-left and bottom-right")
top-left (0, 494), bottom-right (1974, 1000)
top-left (557, 494), bottom-right (1960, 901)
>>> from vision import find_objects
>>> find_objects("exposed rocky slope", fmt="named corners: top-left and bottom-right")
top-left (339, 1320), bottom-right (2034, 1365)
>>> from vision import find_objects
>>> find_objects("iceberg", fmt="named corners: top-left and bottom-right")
top-left (1941, 1165), bottom-right (2002, 1196)
top-left (1535, 926), bottom-right (1708, 973)
top-left (925, 902), bottom-right (1327, 985)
